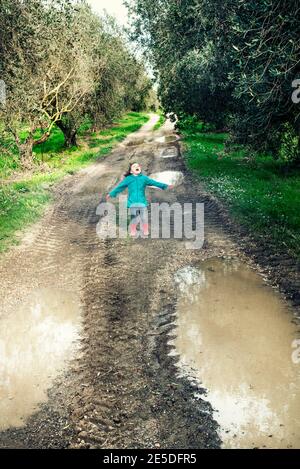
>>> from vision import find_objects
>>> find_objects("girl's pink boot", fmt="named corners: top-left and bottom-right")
top-left (130, 224), bottom-right (137, 237)
top-left (142, 223), bottom-right (149, 237)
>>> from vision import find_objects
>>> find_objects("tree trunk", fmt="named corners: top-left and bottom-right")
top-left (56, 119), bottom-right (77, 148)
top-left (19, 140), bottom-right (34, 169)
top-left (64, 130), bottom-right (77, 147)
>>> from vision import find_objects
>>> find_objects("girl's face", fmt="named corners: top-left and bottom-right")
top-left (130, 163), bottom-right (142, 175)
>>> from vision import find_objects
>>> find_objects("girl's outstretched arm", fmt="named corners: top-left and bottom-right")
top-left (108, 177), bottom-right (130, 198)
top-left (144, 176), bottom-right (169, 190)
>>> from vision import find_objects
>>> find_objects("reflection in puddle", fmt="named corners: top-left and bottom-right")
top-left (172, 258), bottom-right (300, 448)
top-left (149, 171), bottom-right (184, 187)
top-left (0, 288), bottom-right (81, 430)
top-left (125, 134), bottom-right (179, 147)
top-left (160, 147), bottom-right (178, 158)
top-left (174, 266), bottom-right (205, 293)
top-left (155, 135), bottom-right (179, 144)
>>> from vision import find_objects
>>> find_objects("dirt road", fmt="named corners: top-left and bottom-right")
top-left (0, 114), bottom-right (299, 449)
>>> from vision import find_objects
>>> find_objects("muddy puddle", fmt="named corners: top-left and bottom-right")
top-left (149, 171), bottom-right (184, 187)
top-left (154, 135), bottom-right (179, 144)
top-left (171, 258), bottom-right (300, 448)
top-left (159, 147), bottom-right (178, 158)
top-left (125, 134), bottom-right (179, 147)
top-left (0, 288), bottom-right (81, 431)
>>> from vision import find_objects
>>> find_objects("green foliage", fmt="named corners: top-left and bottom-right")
top-left (127, 0), bottom-right (235, 129)
top-left (128, 0), bottom-right (300, 160)
top-left (278, 124), bottom-right (299, 164)
top-left (0, 183), bottom-right (50, 251)
top-left (153, 111), bottom-right (166, 130)
top-left (175, 113), bottom-right (216, 133)
top-left (229, 1), bottom-right (300, 158)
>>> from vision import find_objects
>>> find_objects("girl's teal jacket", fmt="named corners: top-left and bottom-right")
top-left (109, 173), bottom-right (168, 207)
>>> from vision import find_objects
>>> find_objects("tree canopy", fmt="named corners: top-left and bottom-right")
top-left (0, 0), bottom-right (154, 167)
top-left (127, 0), bottom-right (300, 160)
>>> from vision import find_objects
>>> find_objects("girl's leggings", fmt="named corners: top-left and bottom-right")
top-left (129, 206), bottom-right (148, 225)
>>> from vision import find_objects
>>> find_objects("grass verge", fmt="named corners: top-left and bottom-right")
top-left (182, 129), bottom-right (300, 260)
top-left (153, 110), bottom-right (166, 131)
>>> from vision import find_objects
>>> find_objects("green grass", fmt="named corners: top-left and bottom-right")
top-left (0, 111), bottom-right (149, 252)
top-left (153, 110), bottom-right (166, 130)
top-left (182, 129), bottom-right (300, 260)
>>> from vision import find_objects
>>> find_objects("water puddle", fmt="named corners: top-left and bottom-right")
top-left (149, 171), bottom-right (184, 187)
top-left (160, 147), bottom-right (178, 158)
top-left (172, 258), bottom-right (300, 448)
top-left (125, 134), bottom-right (179, 147)
top-left (0, 288), bottom-right (81, 430)
top-left (154, 135), bottom-right (179, 144)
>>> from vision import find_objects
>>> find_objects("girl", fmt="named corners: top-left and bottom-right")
top-left (106, 162), bottom-right (174, 237)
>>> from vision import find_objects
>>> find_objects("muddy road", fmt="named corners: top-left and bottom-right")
top-left (0, 115), bottom-right (299, 449)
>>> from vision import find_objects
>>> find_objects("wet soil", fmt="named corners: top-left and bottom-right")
top-left (0, 115), bottom-right (299, 449)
